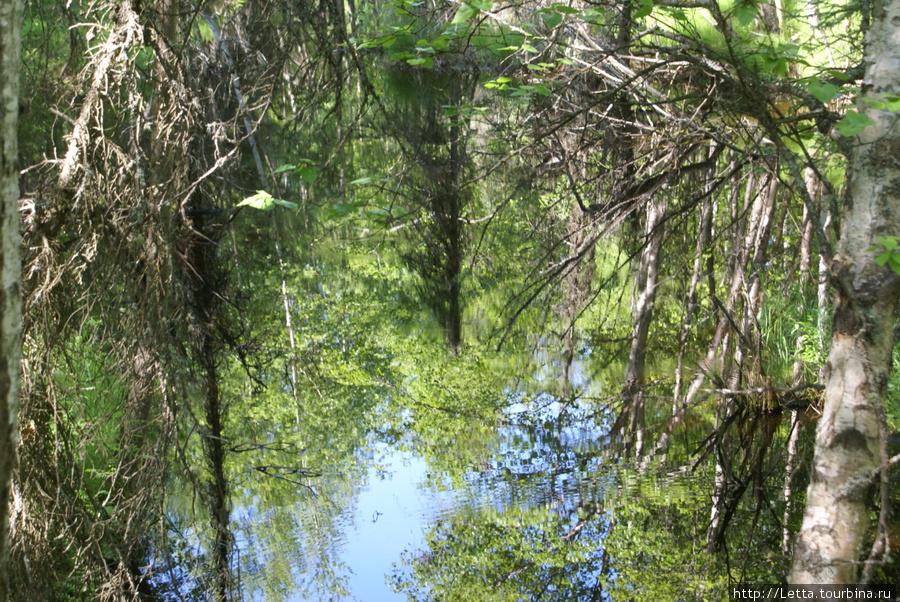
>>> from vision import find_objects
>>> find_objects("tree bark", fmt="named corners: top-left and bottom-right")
top-left (622, 198), bottom-right (665, 457)
top-left (0, 0), bottom-right (23, 598)
top-left (793, 170), bottom-right (816, 384)
top-left (790, 4), bottom-right (900, 583)
top-left (674, 144), bottom-right (717, 405)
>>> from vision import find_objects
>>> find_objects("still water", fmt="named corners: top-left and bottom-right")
top-left (216, 359), bottom-right (798, 602)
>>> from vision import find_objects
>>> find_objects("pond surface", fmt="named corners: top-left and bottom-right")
top-left (210, 352), bottom-right (804, 602)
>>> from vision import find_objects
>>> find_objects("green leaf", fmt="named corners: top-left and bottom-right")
top-left (365, 208), bottom-right (391, 219)
top-left (836, 110), bottom-right (876, 136)
top-left (541, 12), bottom-right (563, 27)
top-left (885, 96), bottom-right (900, 112)
top-left (452, 3), bottom-right (479, 23)
top-left (633, 0), bottom-right (653, 19)
top-left (238, 191), bottom-right (298, 211)
top-left (196, 20), bottom-right (214, 43)
top-left (807, 79), bottom-right (838, 104)
top-left (861, 97), bottom-right (887, 110)
top-left (733, 2), bottom-right (757, 26)
top-left (773, 57), bottom-right (788, 76)
top-left (890, 254), bottom-right (900, 275)
top-left (389, 51), bottom-right (414, 62)
top-left (551, 3), bottom-right (579, 13)
top-left (326, 203), bottom-right (358, 218)
top-left (877, 236), bottom-right (899, 250)
top-left (826, 68), bottom-right (851, 81)
top-left (299, 166), bottom-right (319, 184)
top-left (407, 57), bottom-right (434, 68)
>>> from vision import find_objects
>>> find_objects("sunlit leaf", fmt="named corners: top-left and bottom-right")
top-left (238, 191), bottom-right (298, 211)
top-left (733, 2), bottom-right (757, 26)
top-left (452, 3), bottom-right (478, 23)
top-left (196, 20), bottom-right (214, 43)
top-left (407, 57), bottom-right (434, 68)
top-left (877, 236), bottom-right (899, 250)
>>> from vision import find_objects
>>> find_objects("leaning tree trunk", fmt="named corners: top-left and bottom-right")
top-left (790, 6), bottom-right (900, 583)
top-left (0, 0), bottom-right (23, 598)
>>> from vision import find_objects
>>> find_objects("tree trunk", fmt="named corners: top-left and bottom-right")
top-left (561, 204), bottom-right (595, 393)
top-left (674, 144), bottom-right (717, 405)
top-left (790, 5), bottom-right (900, 582)
top-left (622, 198), bottom-right (665, 457)
top-left (0, 0), bottom-right (23, 598)
top-left (817, 208), bottom-right (833, 378)
top-left (793, 170), bottom-right (816, 384)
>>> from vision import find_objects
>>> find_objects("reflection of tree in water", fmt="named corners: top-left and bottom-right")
top-left (199, 254), bottom-right (401, 601)
top-left (388, 66), bottom-right (478, 355)
top-left (393, 388), bottom-right (824, 600)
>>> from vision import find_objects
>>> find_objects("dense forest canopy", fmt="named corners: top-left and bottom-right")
top-left (1, 0), bottom-right (899, 599)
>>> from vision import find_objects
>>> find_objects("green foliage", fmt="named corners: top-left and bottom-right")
top-left (887, 344), bottom-right (900, 431)
top-left (275, 159), bottom-right (319, 185)
top-left (18, 0), bottom-right (900, 596)
top-left (869, 236), bottom-right (900, 275)
top-left (392, 506), bottom-right (607, 601)
top-left (452, 1), bottom-right (492, 24)
top-left (238, 190), bottom-right (299, 211)
top-left (837, 109), bottom-right (877, 137)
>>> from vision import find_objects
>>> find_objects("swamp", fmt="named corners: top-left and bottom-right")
top-left (1, 0), bottom-right (900, 600)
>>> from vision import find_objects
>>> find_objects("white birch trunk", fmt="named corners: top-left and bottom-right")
top-left (790, 5), bottom-right (900, 583)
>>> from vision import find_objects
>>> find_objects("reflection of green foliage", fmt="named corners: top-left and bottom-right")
top-left (393, 505), bottom-right (607, 602)
top-left (602, 504), bottom-right (728, 601)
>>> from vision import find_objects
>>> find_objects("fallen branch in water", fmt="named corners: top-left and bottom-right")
top-left (700, 381), bottom-right (824, 398)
